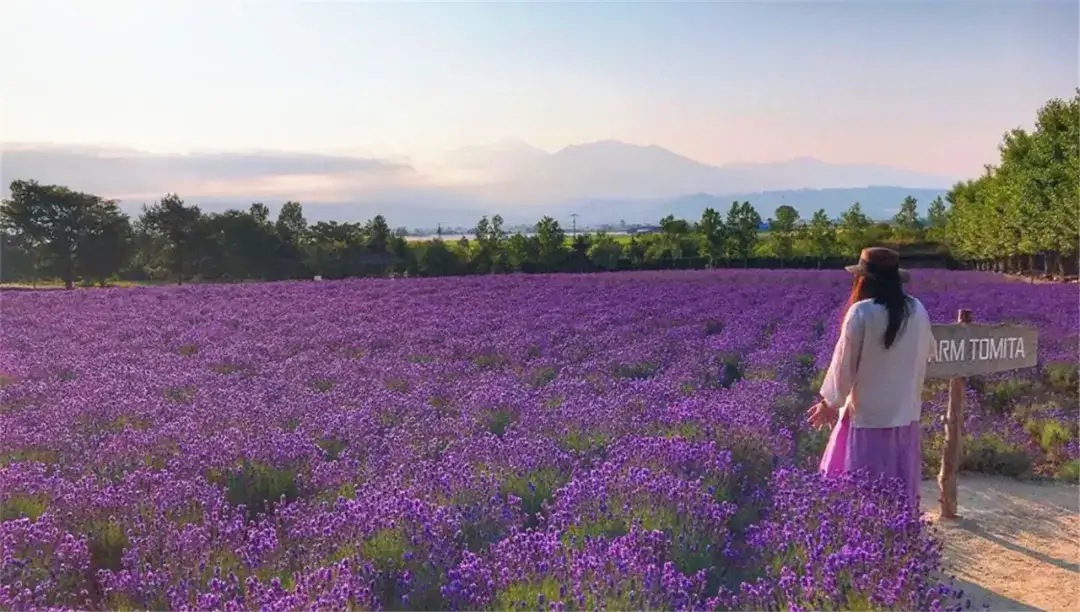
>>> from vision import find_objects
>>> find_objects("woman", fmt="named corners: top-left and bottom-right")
top-left (806, 247), bottom-right (935, 505)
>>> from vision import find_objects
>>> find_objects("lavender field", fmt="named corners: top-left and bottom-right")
top-left (1, 270), bottom-right (1077, 611)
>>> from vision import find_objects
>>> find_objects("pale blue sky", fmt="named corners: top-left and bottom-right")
top-left (2, 0), bottom-right (1076, 176)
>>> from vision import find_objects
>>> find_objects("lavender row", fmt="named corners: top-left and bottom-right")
top-left (2, 269), bottom-right (1074, 610)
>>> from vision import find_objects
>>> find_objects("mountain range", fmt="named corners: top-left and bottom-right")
top-left (0, 140), bottom-right (956, 227)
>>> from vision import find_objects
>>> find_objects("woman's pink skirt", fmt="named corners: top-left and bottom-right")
top-left (819, 412), bottom-right (922, 505)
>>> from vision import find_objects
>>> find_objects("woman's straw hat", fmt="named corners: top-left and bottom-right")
top-left (845, 247), bottom-right (911, 283)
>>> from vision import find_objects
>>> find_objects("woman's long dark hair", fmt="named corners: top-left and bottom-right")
top-left (846, 271), bottom-right (911, 349)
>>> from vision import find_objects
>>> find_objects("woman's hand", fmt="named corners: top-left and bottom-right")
top-left (806, 400), bottom-right (838, 430)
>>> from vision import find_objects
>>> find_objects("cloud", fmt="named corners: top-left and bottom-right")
top-left (0, 143), bottom-right (423, 204)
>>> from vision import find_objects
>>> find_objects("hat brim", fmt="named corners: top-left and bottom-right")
top-left (845, 264), bottom-right (910, 283)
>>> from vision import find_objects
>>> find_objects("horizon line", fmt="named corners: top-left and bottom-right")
top-left (0, 139), bottom-right (958, 177)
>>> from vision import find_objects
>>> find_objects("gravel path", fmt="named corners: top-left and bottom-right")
top-left (920, 475), bottom-right (1080, 611)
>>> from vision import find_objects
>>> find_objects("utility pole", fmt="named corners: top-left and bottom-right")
top-left (570, 213), bottom-right (579, 238)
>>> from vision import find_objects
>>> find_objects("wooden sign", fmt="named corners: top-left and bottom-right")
top-left (927, 322), bottom-right (1039, 379)
top-left (935, 310), bottom-right (1039, 520)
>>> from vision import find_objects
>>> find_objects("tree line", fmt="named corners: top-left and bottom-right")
top-left (1, 92), bottom-right (1075, 288)
top-left (944, 91), bottom-right (1079, 276)
top-left (0, 185), bottom-right (945, 286)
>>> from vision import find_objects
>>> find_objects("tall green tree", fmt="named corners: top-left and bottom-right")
top-left (726, 201), bottom-right (762, 267)
top-left (838, 202), bottom-right (872, 256)
top-left (364, 214), bottom-right (391, 254)
top-left (78, 200), bottom-right (133, 287)
top-left (892, 196), bottom-right (921, 241)
top-left (534, 216), bottom-right (566, 270)
top-left (588, 232), bottom-right (624, 271)
top-left (140, 194), bottom-right (202, 285)
top-left (275, 201), bottom-right (308, 278)
top-left (472, 214), bottom-right (508, 273)
top-left (0, 180), bottom-right (116, 289)
top-left (1027, 92), bottom-right (1079, 275)
top-left (925, 196), bottom-right (948, 241)
top-left (942, 91), bottom-right (1080, 275)
top-left (803, 209), bottom-right (837, 266)
top-left (696, 207), bottom-right (727, 267)
top-left (768, 204), bottom-right (800, 265)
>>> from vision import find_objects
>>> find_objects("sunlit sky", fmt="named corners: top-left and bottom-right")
top-left (2, 0), bottom-right (1076, 176)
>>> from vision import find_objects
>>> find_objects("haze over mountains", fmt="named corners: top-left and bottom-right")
top-left (1, 140), bottom-right (955, 228)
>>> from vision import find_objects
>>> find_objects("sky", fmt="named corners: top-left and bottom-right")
top-left (1, 0), bottom-right (1077, 179)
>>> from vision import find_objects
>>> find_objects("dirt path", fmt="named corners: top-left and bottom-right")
top-left (920, 475), bottom-right (1080, 611)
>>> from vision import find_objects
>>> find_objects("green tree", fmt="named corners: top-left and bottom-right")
top-left (925, 196), bottom-right (947, 241)
top-left (892, 196), bottom-right (921, 241)
top-left (839, 202), bottom-right (872, 256)
top-left (534, 216), bottom-right (566, 270)
top-left (696, 207), bottom-right (727, 267)
top-left (505, 233), bottom-right (540, 271)
top-left (942, 91), bottom-right (1080, 275)
top-left (768, 204), bottom-right (800, 265)
top-left (803, 209), bottom-right (837, 266)
top-left (416, 238), bottom-right (459, 276)
top-left (588, 232), bottom-right (623, 271)
top-left (275, 201), bottom-right (308, 278)
top-left (78, 200), bottom-right (133, 287)
top-left (726, 201), bottom-right (762, 266)
top-left (0, 180), bottom-right (117, 289)
top-left (1026, 92), bottom-right (1079, 275)
top-left (364, 214), bottom-right (391, 254)
top-left (276, 201), bottom-right (307, 243)
top-left (472, 214), bottom-right (508, 273)
top-left (658, 214), bottom-right (693, 260)
top-left (140, 194), bottom-right (202, 285)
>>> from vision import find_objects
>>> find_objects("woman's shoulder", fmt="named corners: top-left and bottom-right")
top-left (848, 298), bottom-right (878, 313)
top-left (905, 295), bottom-right (929, 312)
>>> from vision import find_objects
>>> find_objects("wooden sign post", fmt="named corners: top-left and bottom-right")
top-left (927, 310), bottom-right (1039, 519)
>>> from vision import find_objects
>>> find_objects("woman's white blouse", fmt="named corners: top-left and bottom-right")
top-left (819, 297), bottom-right (936, 429)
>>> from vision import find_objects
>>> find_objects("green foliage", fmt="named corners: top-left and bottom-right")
top-left (501, 468), bottom-right (567, 525)
top-left (839, 202), bottom-right (872, 256)
top-left (943, 90), bottom-right (1079, 274)
top-left (484, 407), bottom-right (517, 437)
top-left (961, 434), bottom-right (1032, 478)
top-left (87, 520), bottom-right (129, 571)
top-left (525, 365), bottom-right (559, 388)
top-left (983, 378), bottom-right (1038, 414)
top-left (384, 378), bottom-right (409, 393)
top-left (802, 209), bottom-right (838, 264)
top-left (1024, 418), bottom-right (1074, 458)
top-left (311, 379), bottom-right (334, 392)
top-left (726, 201), bottom-right (762, 265)
top-left (210, 461), bottom-right (300, 518)
top-left (362, 528), bottom-right (444, 609)
top-left (496, 579), bottom-right (567, 612)
top-left (1, 493), bottom-right (49, 520)
top-left (697, 207), bottom-right (727, 266)
top-left (1043, 362), bottom-right (1079, 394)
top-left (1057, 459), bottom-right (1080, 482)
top-left (892, 196), bottom-right (921, 241)
top-left (613, 361), bottom-right (659, 380)
top-left (768, 204), bottom-right (800, 262)
top-left (317, 437), bottom-right (347, 460)
top-left (0, 446), bottom-right (60, 468)
top-left (705, 353), bottom-right (744, 389)
top-left (472, 352), bottom-right (511, 370)
top-left (1, 180), bottom-right (133, 288)
top-left (587, 232), bottom-right (624, 270)
top-left (164, 384), bottom-right (197, 404)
